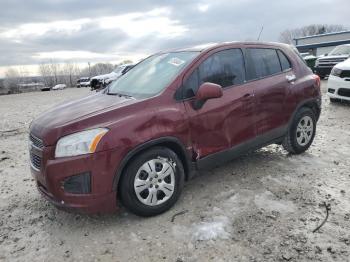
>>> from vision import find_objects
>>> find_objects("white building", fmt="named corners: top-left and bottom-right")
top-left (295, 31), bottom-right (350, 56)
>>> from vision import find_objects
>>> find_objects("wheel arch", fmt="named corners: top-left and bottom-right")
top-left (112, 137), bottom-right (193, 192)
top-left (289, 98), bottom-right (321, 127)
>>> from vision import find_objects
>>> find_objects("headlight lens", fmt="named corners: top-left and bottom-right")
top-left (55, 128), bottom-right (108, 158)
top-left (331, 67), bottom-right (342, 77)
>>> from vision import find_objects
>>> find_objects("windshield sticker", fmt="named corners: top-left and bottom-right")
top-left (168, 57), bottom-right (185, 67)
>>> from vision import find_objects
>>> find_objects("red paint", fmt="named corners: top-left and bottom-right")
top-left (29, 42), bottom-right (321, 213)
top-left (195, 82), bottom-right (223, 100)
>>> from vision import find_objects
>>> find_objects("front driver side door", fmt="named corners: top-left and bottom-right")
top-left (181, 48), bottom-right (256, 160)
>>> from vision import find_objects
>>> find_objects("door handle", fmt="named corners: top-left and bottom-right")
top-left (243, 93), bottom-right (254, 98)
top-left (286, 74), bottom-right (296, 83)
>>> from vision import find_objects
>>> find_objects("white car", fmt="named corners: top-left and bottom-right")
top-left (77, 77), bottom-right (90, 88)
top-left (90, 64), bottom-right (134, 90)
top-left (327, 59), bottom-right (350, 102)
top-left (52, 84), bottom-right (66, 90)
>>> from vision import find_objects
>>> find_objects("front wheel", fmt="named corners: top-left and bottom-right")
top-left (282, 107), bottom-right (316, 154)
top-left (119, 147), bottom-right (185, 217)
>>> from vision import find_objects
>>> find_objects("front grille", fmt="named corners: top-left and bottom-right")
top-left (328, 88), bottom-right (335, 94)
top-left (30, 152), bottom-right (42, 170)
top-left (340, 70), bottom-right (350, 78)
top-left (318, 58), bottom-right (347, 68)
top-left (29, 133), bottom-right (44, 170)
top-left (338, 88), bottom-right (350, 97)
top-left (30, 134), bottom-right (44, 149)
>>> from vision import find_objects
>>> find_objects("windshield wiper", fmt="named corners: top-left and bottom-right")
top-left (107, 91), bottom-right (133, 98)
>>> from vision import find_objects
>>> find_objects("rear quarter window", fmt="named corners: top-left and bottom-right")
top-left (246, 48), bottom-right (282, 80)
top-left (277, 50), bottom-right (292, 71)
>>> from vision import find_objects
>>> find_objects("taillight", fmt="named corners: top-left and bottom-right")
top-left (312, 74), bottom-right (320, 89)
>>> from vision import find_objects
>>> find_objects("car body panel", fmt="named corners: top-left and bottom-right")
top-left (29, 42), bottom-right (321, 213)
top-left (327, 59), bottom-right (350, 101)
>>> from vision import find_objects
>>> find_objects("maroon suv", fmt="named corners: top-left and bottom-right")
top-left (29, 42), bottom-right (321, 216)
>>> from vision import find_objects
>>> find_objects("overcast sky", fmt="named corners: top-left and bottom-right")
top-left (0, 0), bottom-right (349, 76)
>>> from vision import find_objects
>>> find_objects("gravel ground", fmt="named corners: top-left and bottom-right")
top-left (0, 82), bottom-right (349, 262)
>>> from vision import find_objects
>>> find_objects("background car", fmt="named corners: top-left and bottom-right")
top-left (315, 44), bottom-right (350, 79)
top-left (76, 77), bottom-right (90, 88)
top-left (52, 84), bottom-right (66, 90)
top-left (90, 64), bottom-right (134, 90)
top-left (327, 58), bottom-right (350, 102)
top-left (40, 86), bottom-right (51, 91)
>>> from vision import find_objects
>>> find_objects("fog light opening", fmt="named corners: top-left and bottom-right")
top-left (63, 172), bottom-right (91, 194)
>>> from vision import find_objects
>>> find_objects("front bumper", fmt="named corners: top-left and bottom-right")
top-left (327, 75), bottom-right (350, 102)
top-left (30, 145), bottom-right (122, 214)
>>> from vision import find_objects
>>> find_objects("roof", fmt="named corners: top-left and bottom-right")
top-left (295, 39), bottom-right (350, 50)
top-left (166, 41), bottom-right (291, 53)
top-left (294, 30), bottom-right (350, 41)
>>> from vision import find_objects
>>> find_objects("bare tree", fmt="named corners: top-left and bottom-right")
top-left (279, 24), bottom-right (347, 44)
top-left (39, 63), bottom-right (54, 87)
top-left (4, 68), bottom-right (22, 93)
top-left (50, 60), bottom-right (60, 85)
top-left (80, 63), bottom-right (115, 77)
top-left (61, 62), bottom-right (80, 87)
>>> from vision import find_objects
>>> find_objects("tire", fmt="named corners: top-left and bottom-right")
top-left (282, 107), bottom-right (316, 154)
top-left (119, 147), bottom-right (185, 217)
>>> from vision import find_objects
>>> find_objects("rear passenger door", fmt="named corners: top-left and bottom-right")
top-left (182, 48), bottom-right (257, 158)
top-left (245, 47), bottom-right (293, 137)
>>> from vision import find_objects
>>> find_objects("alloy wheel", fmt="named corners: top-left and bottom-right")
top-left (296, 116), bottom-right (314, 146)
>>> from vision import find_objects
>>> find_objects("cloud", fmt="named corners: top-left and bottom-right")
top-left (0, 0), bottom-right (349, 75)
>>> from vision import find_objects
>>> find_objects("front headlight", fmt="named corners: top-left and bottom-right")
top-left (55, 128), bottom-right (108, 158)
top-left (331, 67), bottom-right (342, 77)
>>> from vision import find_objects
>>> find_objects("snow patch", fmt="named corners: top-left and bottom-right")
top-left (192, 216), bottom-right (231, 241)
top-left (172, 216), bottom-right (232, 241)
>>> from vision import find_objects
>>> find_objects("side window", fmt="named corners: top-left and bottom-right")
top-left (183, 69), bottom-right (199, 99)
top-left (277, 50), bottom-right (292, 71)
top-left (198, 49), bottom-right (245, 88)
top-left (183, 49), bottom-right (245, 99)
top-left (247, 48), bottom-right (281, 80)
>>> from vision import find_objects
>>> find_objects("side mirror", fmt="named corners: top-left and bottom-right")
top-left (196, 82), bottom-right (223, 100)
top-left (193, 82), bottom-right (223, 110)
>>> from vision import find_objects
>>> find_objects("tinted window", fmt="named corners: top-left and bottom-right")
top-left (247, 48), bottom-right (281, 80)
top-left (183, 69), bottom-right (199, 98)
top-left (183, 49), bottom-right (245, 98)
top-left (277, 50), bottom-right (291, 71)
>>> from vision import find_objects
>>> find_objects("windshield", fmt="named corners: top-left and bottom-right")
top-left (107, 51), bottom-right (199, 98)
top-left (329, 45), bottom-right (350, 56)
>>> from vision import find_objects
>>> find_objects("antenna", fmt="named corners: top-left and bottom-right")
top-left (257, 25), bottom-right (264, 41)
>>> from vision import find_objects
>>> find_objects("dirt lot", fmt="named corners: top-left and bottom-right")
top-left (0, 82), bottom-right (349, 262)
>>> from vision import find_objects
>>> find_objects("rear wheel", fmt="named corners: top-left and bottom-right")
top-left (119, 147), bottom-right (184, 217)
top-left (282, 107), bottom-right (316, 154)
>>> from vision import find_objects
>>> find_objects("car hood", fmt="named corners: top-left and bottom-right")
top-left (91, 72), bottom-right (119, 80)
top-left (318, 54), bottom-right (349, 60)
top-left (30, 93), bottom-right (138, 145)
top-left (335, 58), bottom-right (350, 70)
